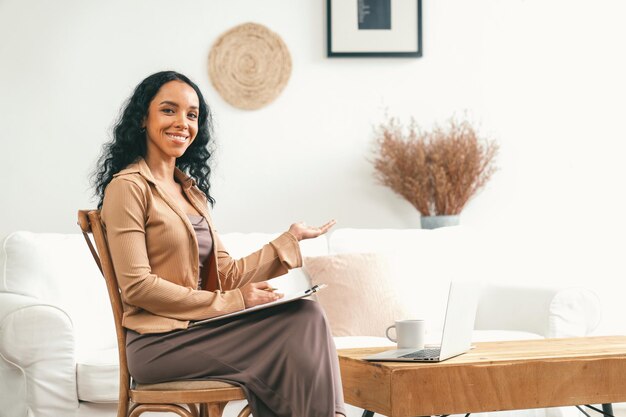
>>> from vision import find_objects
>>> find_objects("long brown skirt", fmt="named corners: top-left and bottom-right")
top-left (126, 299), bottom-right (346, 417)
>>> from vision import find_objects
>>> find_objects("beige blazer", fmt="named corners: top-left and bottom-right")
top-left (101, 158), bottom-right (302, 334)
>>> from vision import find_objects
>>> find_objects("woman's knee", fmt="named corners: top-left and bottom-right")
top-left (286, 299), bottom-right (331, 340)
top-left (290, 299), bottom-right (326, 321)
top-left (292, 298), bottom-right (323, 313)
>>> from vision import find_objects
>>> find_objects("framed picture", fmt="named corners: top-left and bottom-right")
top-left (327, 0), bottom-right (422, 58)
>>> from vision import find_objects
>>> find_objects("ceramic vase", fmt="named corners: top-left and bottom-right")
top-left (420, 215), bottom-right (460, 229)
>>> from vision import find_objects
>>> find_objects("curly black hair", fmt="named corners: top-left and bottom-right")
top-left (91, 71), bottom-right (216, 209)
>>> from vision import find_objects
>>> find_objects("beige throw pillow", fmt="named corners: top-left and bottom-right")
top-left (302, 253), bottom-right (402, 337)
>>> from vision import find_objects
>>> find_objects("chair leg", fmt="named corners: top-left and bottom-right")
top-left (187, 403), bottom-right (200, 417)
top-left (207, 402), bottom-right (227, 417)
top-left (128, 404), bottom-right (194, 417)
top-left (118, 401), bottom-right (130, 417)
top-left (118, 395), bottom-right (130, 417)
top-left (237, 404), bottom-right (251, 417)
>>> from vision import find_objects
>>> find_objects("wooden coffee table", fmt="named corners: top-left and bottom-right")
top-left (338, 336), bottom-right (626, 417)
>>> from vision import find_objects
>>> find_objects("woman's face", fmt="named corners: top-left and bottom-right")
top-left (142, 80), bottom-right (200, 161)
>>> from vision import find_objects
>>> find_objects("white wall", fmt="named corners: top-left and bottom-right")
top-left (1, 1), bottom-right (625, 331)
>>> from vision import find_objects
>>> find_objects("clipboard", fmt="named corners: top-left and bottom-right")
top-left (188, 284), bottom-right (327, 327)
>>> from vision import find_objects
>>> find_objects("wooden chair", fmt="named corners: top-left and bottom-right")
top-left (77, 210), bottom-right (251, 417)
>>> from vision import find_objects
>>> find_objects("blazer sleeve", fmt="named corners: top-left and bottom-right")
top-left (213, 229), bottom-right (303, 291)
top-left (101, 178), bottom-right (245, 320)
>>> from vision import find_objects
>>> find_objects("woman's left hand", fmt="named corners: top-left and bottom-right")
top-left (288, 220), bottom-right (336, 241)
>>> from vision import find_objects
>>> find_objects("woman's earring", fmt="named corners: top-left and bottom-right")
top-left (140, 127), bottom-right (146, 133)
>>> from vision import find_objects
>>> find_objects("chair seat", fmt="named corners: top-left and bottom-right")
top-left (131, 380), bottom-right (247, 405)
top-left (135, 380), bottom-right (240, 391)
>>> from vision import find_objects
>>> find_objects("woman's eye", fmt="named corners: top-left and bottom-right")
top-left (162, 108), bottom-right (174, 114)
top-left (189, 113), bottom-right (198, 120)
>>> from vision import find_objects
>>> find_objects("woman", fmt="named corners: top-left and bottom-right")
top-left (92, 71), bottom-right (346, 417)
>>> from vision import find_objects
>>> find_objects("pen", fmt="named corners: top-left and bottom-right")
top-left (305, 284), bottom-right (327, 294)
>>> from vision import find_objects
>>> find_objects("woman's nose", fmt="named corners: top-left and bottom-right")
top-left (174, 113), bottom-right (188, 128)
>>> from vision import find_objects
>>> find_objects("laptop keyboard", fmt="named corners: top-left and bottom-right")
top-left (399, 348), bottom-right (441, 360)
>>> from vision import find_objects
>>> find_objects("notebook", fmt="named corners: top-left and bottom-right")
top-left (188, 284), bottom-right (327, 327)
top-left (364, 281), bottom-right (481, 362)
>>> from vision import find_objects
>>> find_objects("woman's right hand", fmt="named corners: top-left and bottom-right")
top-left (240, 281), bottom-right (284, 308)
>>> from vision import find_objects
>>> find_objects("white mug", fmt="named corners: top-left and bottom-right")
top-left (386, 319), bottom-right (425, 350)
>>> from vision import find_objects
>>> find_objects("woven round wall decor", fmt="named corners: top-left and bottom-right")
top-left (208, 22), bottom-right (292, 110)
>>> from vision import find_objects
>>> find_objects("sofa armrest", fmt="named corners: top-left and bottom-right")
top-left (475, 283), bottom-right (601, 338)
top-left (0, 292), bottom-right (78, 417)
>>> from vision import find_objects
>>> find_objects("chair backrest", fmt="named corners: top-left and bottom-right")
top-left (77, 210), bottom-right (131, 404)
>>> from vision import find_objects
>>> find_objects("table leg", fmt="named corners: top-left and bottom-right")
top-left (583, 404), bottom-right (615, 417)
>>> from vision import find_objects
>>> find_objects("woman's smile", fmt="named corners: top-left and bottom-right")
top-left (165, 132), bottom-right (190, 144)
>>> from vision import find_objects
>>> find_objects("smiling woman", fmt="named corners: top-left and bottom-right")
top-left (92, 71), bottom-right (216, 211)
top-left (89, 71), bottom-right (343, 417)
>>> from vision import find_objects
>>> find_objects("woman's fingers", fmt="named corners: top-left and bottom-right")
top-left (308, 219), bottom-right (336, 237)
top-left (254, 281), bottom-right (281, 293)
top-left (255, 281), bottom-right (272, 290)
top-left (319, 219), bottom-right (337, 233)
top-left (241, 282), bottom-right (283, 308)
top-left (287, 219), bottom-right (337, 241)
top-left (253, 282), bottom-right (283, 301)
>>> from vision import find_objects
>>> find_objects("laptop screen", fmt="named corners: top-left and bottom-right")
top-left (438, 281), bottom-right (481, 360)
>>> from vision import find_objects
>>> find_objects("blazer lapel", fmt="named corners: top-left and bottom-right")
top-left (137, 160), bottom-right (201, 287)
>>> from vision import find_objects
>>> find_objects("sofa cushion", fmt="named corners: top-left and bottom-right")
top-left (76, 348), bottom-right (119, 403)
top-left (475, 284), bottom-right (602, 338)
top-left (303, 253), bottom-right (405, 337)
top-left (0, 232), bottom-right (117, 356)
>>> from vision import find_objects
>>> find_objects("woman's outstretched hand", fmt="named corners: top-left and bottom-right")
top-left (288, 220), bottom-right (336, 241)
top-left (240, 281), bottom-right (284, 308)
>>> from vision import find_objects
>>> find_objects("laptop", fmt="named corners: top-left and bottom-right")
top-left (364, 281), bottom-right (481, 362)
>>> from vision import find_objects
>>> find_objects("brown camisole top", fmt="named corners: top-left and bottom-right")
top-left (187, 214), bottom-right (213, 290)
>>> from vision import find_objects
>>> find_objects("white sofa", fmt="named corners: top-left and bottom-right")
top-left (0, 226), bottom-right (602, 417)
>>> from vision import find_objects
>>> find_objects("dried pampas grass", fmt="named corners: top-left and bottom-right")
top-left (372, 117), bottom-right (499, 216)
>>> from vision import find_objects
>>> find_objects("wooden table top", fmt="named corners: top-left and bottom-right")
top-left (338, 336), bottom-right (626, 417)
top-left (339, 336), bottom-right (626, 366)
